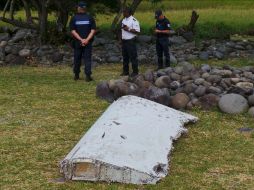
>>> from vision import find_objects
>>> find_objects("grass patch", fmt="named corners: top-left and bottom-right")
top-left (0, 61), bottom-right (254, 189)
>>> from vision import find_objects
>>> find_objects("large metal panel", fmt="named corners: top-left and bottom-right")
top-left (60, 95), bottom-right (198, 184)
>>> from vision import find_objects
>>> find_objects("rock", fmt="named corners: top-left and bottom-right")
top-left (174, 66), bottom-right (183, 75)
top-left (202, 72), bottom-right (210, 79)
top-left (155, 76), bottom-right (171, 88)
top-left (199, 52), bottom-right (209, 60)
top-left (214, 51), bottom-right (224, 59)
top-left (170, 73), bottom-right (181, 81)
top-left (169, 36), bottom-right (187, 45)
top-left (144, 86), bottom-right (170, 106)
top-left (0, 33), bottom-right (10, 41)
top-left (219, 94), bottom-right (249, 114)
top-left (231, 78), bottom-right (240, 84)
top-left (206, 75), bottom-right (222, 84)
top-left (194, 86), bottom-right (207, 97)
top-left (11, 29), bottom-right (29, 43)
top-left (170, 81), bottom-right (181, 90)
top-left (107, 56), bottom-right (120, 63)
top-left (171, 93), bottom-right (190, 109)
top-left (182, 31), bottom-right (194, 41)
top-left (144, 70), bottom-right (154, 82)
top-left (19, 49), bottom-right (31, 57)
top-left (96, 81), bottom-right (114, 102)
top-left (207, 86), bottom-right (222, 94)
top-left (51, 52), bottom-right (63, 63)
top-left (114, 82), bottom-right (139, 98)
top-left (194, 78), bottom-right (205, 85)
top-left (178, 61), bottom-right (194, 73)
top-left (137, 35), bottom-right (152, 43)
top-left (0, 41), bottom-right (8, 48)
top-left (199, 94), bottom-right (220, 110)
top-left (108, 79), bottom-right (125, 91)
top-left (170, 54), bottom-right (178, 64)
top-left (236, 82), bottom-right (254, 90)
top-left (201, 64), bottom-right (211, 73)
top-left (183, 83), bottom-right (196, 94)
top-left (248, 95), bottom-right (254, 106)
top-left (248, 107), bottom-right (254, 117)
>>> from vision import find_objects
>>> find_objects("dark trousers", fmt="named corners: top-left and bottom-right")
top-left (156, 37), bottom-right (170, 68)
top-left (122, 39), bottom-right (139, 74)
top-left (73, 43), bottom-right (92, 76)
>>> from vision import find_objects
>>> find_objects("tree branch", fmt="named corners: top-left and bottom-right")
top-left (0, 17), bottom-right (38, 29)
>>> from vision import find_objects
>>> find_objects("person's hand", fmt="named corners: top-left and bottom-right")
top-left (81, 39), bottom-right (89, 46)
top-left (123, 25), bottom-right (129, 31)
top-left (155, 29), bottom-right (161, 33)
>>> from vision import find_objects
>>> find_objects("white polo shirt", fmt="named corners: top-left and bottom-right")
top-left (121, 16), bottom-right (140, 40)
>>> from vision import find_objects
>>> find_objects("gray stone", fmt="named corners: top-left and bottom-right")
top-left (248, 95), bottom-right (254, 106)
top-left (174, 66), bottom-right (183, 75)
top-left (155, 76), bottom-right (171, 88)
top-left (51, 52), bottom-right (63, 63)
top-left (207, 86), bottom-right (222, 94)
top-left (248, 107), bottom-right (254, 117)
top-left (231, 78), bottom-right (240, 84)
top-left (144, 70), bottom-right (154, 82)
top-left (169, 36), bottom-right (187, 45)
top-left (199, 51), bottom-right (209, 60)
top-left (178, 61), bottom-right (194, 73)
top-left (214, 51), bottom-right (224, 59)
top-left (194, 86), bottom-right (207, 97)
top-left (143, 86), bottom-right (170, 106)
top-left (0, 41), bottom-right (8, 48)
top-left (137, 35), bottom-right (152, 43)
top-left (194, 78), bottom-right (205, 85)
top-left (114, 82), bottom-right (139, 98)
top-left (170, 55), bottom-right (178, 64)
top-left (183, 83), bottom-right (196, 94)
top-left (108, 79), bottom-right (125, 91)
top-left (171, 93), bottom-right (190, 109)
top-left (236, 82), bottom-right (254, 90)
top-left (170, 81), bottom-right (181, 90)
top-left (219, 94), bottom-right (249, 114)
top-left (11, 29), bottom-right (29, 43)
top-left (201, 64), bottom-right (211, 73)
top-left (199, 94), bottom-right (220, 110)
top-left (0, 33), bottom-right (10, 41)
top-left (107, 56), bottom-right (120, 63)
top-left (170, 73), bottom-right (181, 81)
top-left (206, 75), bottom-right (222, 84)
top-left (202, 72), bottom-right (210, 79)
top-left (96, 81), bottom-right (114, 102)
top-left (19, 49), bottom-right (31, 57)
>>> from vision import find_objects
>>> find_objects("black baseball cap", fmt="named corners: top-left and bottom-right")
top-left (78, 1), bottom-right (87, 8)
top-left (155, 10), bottom-right (163, 19)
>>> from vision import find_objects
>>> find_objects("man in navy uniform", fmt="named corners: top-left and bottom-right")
top-left (69, 2), bottom-right (96, 82)
top-left (121, 7), bottom-right (141, 77)
top-left (154, 10), bottom-right (171, 70)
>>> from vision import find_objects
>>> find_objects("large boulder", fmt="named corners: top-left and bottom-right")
top-left (171, 93), bottom-right (190, 110)
top-left (219, 94), bottom-right (249, 114)
top-left (248, 95), bottom-right (254, 106)
top-left (96, 81), bottom-right (114, 103)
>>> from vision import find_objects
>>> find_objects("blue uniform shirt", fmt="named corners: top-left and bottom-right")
top-left (69, 13), bottom-right (96, 46)
top-left (156, 17), bottom-right (171, 38)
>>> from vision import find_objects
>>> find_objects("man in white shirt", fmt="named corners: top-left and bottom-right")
top-left (121, 7), bottom-right (140, 77)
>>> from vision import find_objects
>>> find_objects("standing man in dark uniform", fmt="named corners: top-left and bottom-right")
top-left (69, 2), bottom-right (96, 82)
top-left (154, 10), bottom-right (171, 70)
top-left (121, 7), bottom-right (141, 77)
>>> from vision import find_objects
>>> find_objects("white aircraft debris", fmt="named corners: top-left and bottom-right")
top-left (60, 95), bottom-right (198, 184)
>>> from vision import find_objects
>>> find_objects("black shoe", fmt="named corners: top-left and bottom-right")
top-left (85, 75), bottom-right (93, 82)
top-left (74, 75), bottom-right (79, 81)
top-left (130, 72), bottom-right (138, 78)
top-left (120, 72), bottom-right (129, 76)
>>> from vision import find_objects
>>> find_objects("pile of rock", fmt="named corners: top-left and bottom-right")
top-left (96, 62), bottom-right (254, 116)
top-left (1, 26), bottom-right (254, 66)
